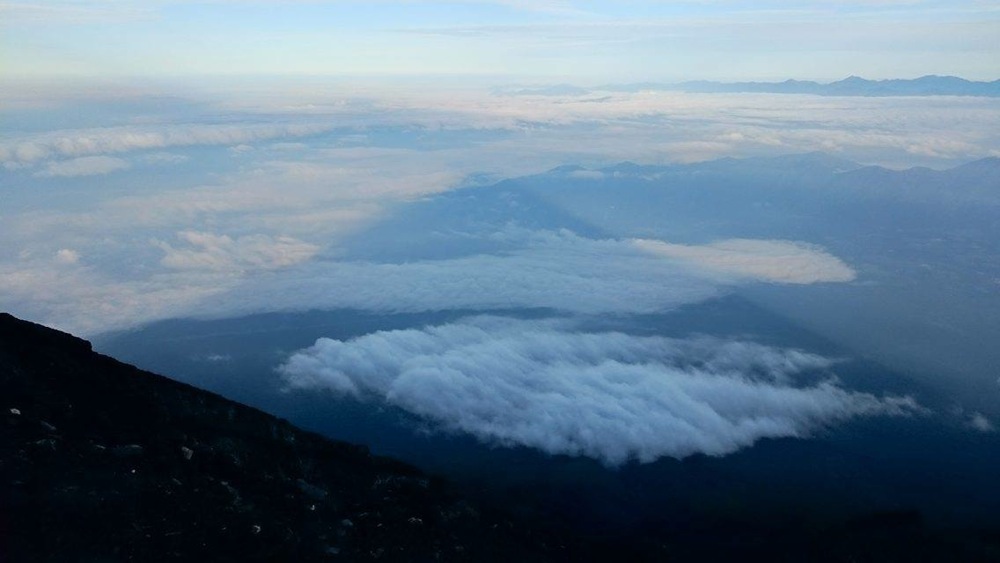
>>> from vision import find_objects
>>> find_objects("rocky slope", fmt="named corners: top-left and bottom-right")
top-left (0, 313), bottom-right (563, 562)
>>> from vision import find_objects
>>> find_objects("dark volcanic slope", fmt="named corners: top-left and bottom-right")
top-left (0, 313), bottom-right (559, 562)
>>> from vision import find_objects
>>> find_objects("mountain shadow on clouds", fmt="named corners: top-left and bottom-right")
top-left (75, 304), bottom-right (1000, 561)
top-left (338, 176), bottom-right (608, 262)
top-left (330, 154), bottom-right (1000, 413)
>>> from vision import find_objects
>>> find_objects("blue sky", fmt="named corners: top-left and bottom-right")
top-left (3, 0), bottom-right (998, 81)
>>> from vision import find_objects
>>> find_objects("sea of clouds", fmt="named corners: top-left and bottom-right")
top-left (280, 316), bottom-right (920, 465)
top-left (0, 227), bottom-right (855, 335)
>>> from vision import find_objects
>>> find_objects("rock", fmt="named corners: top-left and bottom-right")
top-left (40, 421), bottom-right (57, 433)
top-left (180, 446), bottom-right (194, 460)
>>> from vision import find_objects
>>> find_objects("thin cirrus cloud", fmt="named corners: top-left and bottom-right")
top-left (279, 316), bottom-right (921, 465)
top-left (0, 1), bottom-right (154, 24)
top-left (5, 0), bottom-right (994, 79)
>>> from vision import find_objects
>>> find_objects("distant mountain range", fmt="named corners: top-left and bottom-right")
top-left (504, 76), bottom-right (1000, 97)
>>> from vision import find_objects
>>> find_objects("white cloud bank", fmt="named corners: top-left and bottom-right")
top-left (280, 317), bottom-right (920, 465)
top-left (4, 89), bottom-right (998, 177)
top-left (0, 229), bottom-right (857, 335)
top-left (203, 229), bottom-right (723, 319)
top-left (0, 258), bottom-right (231, 336)
top-left (1, 122), bottom-right (334, 166)
top-left (633, 238), bottom-right (856, 284)
top-left (204, 231), bottom-right (852, 321)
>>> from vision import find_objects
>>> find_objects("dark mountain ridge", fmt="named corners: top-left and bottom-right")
top-left (670, 75), bottom-right (1000, 97)
top-left (0, 312), bottom-right (561, 562)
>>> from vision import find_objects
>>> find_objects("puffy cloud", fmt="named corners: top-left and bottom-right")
top-left (280, 317), bottom-right (920, 465)
top-left (35, 156), bottom-right (130, 177)
top-left (633, 238), bottom-right (857, 284)
top-left (155, 231), bottom-right (320, 273)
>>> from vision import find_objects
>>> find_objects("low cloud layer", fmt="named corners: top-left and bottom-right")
top-left (0, 256), bottom-right (230, 336)
top-left (205, 231), bottom-right (854, 321)
top-left (633, 238), bottom-right (857, 284)
top-left (0, 228), bottom-right (858, 335)
top-left (156, 231), bottom-right (319, 273)
top-left (280, 317), bottom-right (919, 465)
top-left (35, 155), bottom-right (130, 177)
top-left (1, 122), bottom-right (334, 166)
top-left (204, 229), bottom-right (723, 320)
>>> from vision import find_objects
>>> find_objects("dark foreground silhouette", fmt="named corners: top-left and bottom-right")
top-left (0, 313), bottom-right (564, 562)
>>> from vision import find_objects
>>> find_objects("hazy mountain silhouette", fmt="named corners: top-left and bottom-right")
top-left (589, 76), bottom-right (1000, 96)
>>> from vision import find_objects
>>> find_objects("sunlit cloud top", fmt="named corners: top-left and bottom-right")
top-left (2, 0), bottom-right (997, 81)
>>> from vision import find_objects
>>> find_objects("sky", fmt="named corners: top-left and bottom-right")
top-left (3, 0), bottom-right (999, 81)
